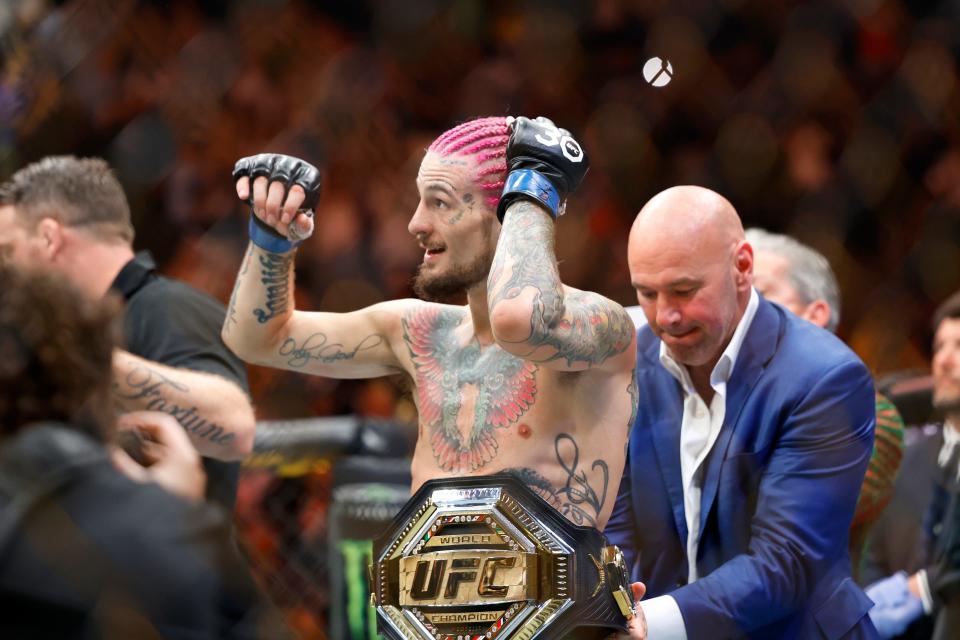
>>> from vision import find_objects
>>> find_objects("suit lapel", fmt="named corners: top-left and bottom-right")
top-left (697, 299), bottom-right (782, 542)
top-left (641, 338), bottom-right (689, 544)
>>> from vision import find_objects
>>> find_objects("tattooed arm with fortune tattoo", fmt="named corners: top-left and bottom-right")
top-left (112, 350), bottom-right (255, 460)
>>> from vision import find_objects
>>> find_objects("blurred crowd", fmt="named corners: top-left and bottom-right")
top-left (2, 0), bottom-right (958, 400)
top-left (2, 1), bottom-right (960, 636)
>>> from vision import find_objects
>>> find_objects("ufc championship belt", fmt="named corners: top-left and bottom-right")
top-left (371, 474), bottom-right (634, 640)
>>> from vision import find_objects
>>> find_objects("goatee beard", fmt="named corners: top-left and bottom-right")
top-left (413, 249), bottom-right (492, 303)
top-left (934, 394), bottom-right (960, 415)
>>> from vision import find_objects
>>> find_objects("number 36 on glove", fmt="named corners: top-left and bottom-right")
top-left (497, 116), bottom-right (590, 222)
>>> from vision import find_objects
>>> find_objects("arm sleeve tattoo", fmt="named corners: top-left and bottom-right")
top-left (488, 201), bottom-right (633, 367)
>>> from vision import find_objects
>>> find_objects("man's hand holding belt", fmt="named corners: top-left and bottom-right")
top-left (615, 583), bottom-right (648, 639)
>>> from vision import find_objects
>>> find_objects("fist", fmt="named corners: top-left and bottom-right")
top-left (233, 153), bottom-right (321, 242)
top-left (112, 411), bottom-right (206, 502)
top-left (496, 116), bottom-right (589, 222)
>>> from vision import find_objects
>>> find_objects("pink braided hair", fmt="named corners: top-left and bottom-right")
top-left (428, 117), bottom-right (510, 210)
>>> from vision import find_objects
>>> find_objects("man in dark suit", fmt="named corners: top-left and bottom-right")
top-left (861, 290), bottom-right (960, 639)
top-left (858, 424), bottom-right (940, 640)
top-left (605, 186), bottom-right (877, 639)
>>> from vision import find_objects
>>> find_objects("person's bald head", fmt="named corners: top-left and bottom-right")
top-left (630, 186), bottom-right (744, 258)
top-left (628, 186), bottom-right (753, 372)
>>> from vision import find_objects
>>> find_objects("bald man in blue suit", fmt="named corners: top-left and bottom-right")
top-left (606, 186), bottom-right (877, 639)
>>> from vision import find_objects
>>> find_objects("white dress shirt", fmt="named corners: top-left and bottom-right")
top-left (625, 305), bottom-right (649, 329)
top-left (937, 419), bottom-right (960, 479)
top-left (640, 289), bottom-right (760, 640)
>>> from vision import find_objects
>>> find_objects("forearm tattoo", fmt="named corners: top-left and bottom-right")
top-left (224, 244), bottom-right (254, 335)
top-left (489, 201), bottom-right (632, 366)
top-left (253, 251), bottom-right (294, 324)
top-left (503, 433), bottom-right (609, 528)
top-left (489, 201), bottom-right (563, 323)
top-left (113, 364), bottom-right (235, 447)
top-left (278, 332), bottom-right (384, 368)
top-left (403, 306), bottom-right (538, 474)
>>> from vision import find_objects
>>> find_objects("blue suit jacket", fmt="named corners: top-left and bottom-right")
top-left (605, 298), bottom-right (878, 639)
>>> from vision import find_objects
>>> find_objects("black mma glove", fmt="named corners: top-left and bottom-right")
top-left (233, 153), bottom-right (322, 252)
top-left (496, 116), bottom-right (589, 223)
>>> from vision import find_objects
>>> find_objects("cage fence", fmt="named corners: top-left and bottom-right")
top-left (236, 417), bottom-right (413, 640)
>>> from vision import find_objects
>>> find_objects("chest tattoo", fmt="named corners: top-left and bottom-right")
top-left (403, 307), bottom-right (538, 473)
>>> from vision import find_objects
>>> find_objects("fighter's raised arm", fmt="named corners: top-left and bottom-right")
top-left (221, 154), bottom-right (408, 379)
top-left (487, 117), bottom-right (635, 373)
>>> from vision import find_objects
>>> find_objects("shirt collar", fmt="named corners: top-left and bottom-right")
top-left (109, 251), bottom-right (157, 301)
top-left (659, 288), bottom-right (760, 395)
top-left (940, 419), bottom-right (960, 468)
top-left (945, 420), bottom-right (960, 446)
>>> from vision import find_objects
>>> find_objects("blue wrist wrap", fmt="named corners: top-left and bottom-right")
top-left (498, 169), bottom-right (561, 222)
top-left (248, 215), bottom-right (301, 253)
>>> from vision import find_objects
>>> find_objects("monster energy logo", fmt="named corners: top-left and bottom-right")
top-left (339, 539), bottom-right (381, 639)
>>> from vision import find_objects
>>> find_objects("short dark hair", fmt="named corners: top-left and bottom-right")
top-left (0, 264), bottom-right (120, 437)
top-left (0, 156), bottom-right (134, 244)
top-left (933, 290), bottom-right (960, 332)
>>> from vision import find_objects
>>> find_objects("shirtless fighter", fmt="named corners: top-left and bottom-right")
top-left (224, 116), bottom-right (640, 637)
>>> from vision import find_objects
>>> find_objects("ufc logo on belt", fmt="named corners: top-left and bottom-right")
top-left (399, 550), bottom-right (534, 606)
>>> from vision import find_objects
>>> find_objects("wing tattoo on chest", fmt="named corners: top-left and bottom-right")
top-left (402, 306), bottom-right (538, 473)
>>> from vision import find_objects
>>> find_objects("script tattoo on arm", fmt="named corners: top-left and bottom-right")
top-left (489, 201), bottom-right (633, 367)
top-left (113, 364), bottom-right (235, 447)
top-left (278, 333), bottom-right (384, 368)
top-left (224, 243), bottom-right (254, 335)
top-left (253, 251), bottom-right (294, 324)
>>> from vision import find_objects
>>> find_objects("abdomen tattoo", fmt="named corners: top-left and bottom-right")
top-left (503, 433), bottom-right (610, 529)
